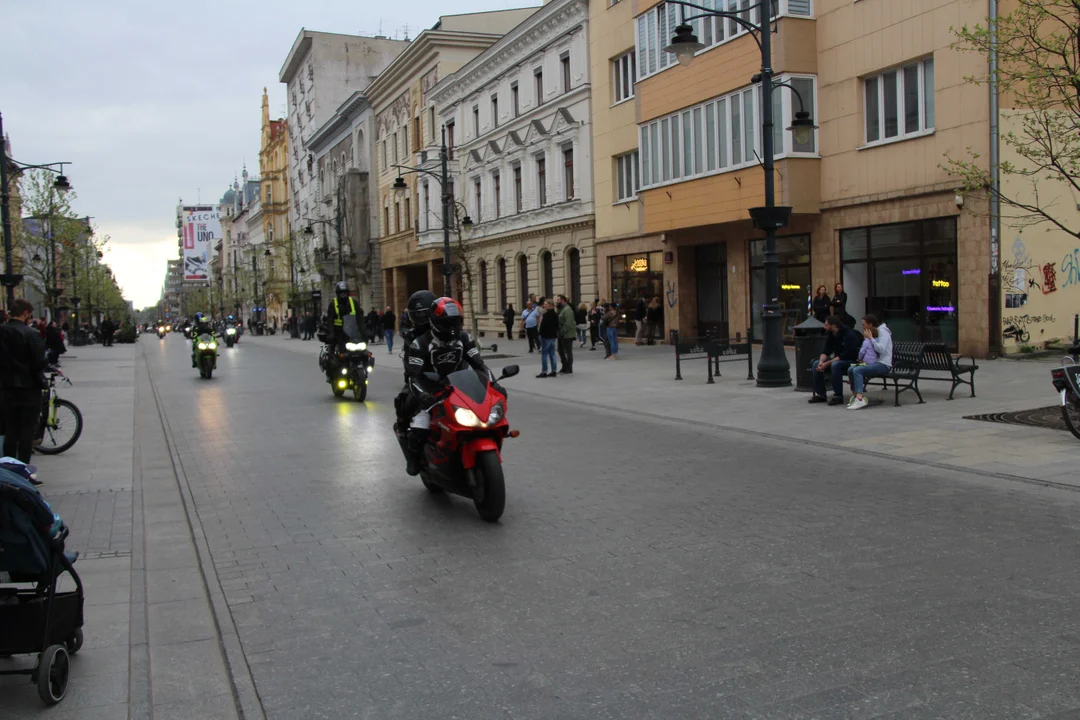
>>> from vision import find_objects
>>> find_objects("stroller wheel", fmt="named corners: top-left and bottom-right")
top-left (36, 645), bottom-right (69, 705)
top-left (66, 629), bottom-right (83, 655)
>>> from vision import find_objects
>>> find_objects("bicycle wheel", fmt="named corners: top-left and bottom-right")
top-left (36, 399), bottom-right (83, 455)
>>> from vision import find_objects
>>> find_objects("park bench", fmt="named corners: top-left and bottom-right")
top-left (875, 341), bottom-right (978, 406)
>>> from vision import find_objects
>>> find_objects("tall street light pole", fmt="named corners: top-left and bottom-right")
top-left (665, 2), bottom-right (816, 387)
top-left (392, 126), bottom-right (472, 297)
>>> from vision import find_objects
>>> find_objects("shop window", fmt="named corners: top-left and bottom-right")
top-left (609, 252), bottom-right (664, 336)
top-left (749, 235), bottom-right (811, 342)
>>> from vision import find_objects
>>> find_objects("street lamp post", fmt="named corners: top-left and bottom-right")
top-left (391, 126), bottom-right (472, 297)
top-left (0, 111), bottom-right (72, 311)
top-left (302, 183), bottom-right (347, 285)
top-left (664, 3), bottom-right (816, 387)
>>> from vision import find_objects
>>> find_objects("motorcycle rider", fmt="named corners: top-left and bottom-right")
top-left (398, 295), bottom-right (494, 475)
top-left (325, 281), bottom-right (366, 379)
top-left (190, 312), bottom-right (216, 368)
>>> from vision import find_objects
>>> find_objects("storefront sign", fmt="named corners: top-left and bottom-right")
top-left (902, 268), bottom-right (921, 275)
top-left (932, 279), bottom-right (950, 288)
top-left (926, 305), bottom-right (955, 312)
top-left (780, 284), bottom-right (802, 290)
top-left (629, 258), bottom-right (649, 272)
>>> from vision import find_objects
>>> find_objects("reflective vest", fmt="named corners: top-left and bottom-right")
top-left (333, 297), bottom-right (357, 326)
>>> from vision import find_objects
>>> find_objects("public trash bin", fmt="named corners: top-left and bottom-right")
top-left (793, 316), bottom-right (827, 392)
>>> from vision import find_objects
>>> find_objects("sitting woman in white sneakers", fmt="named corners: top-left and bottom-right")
top-left (847, 315), bottom-right (893, 410)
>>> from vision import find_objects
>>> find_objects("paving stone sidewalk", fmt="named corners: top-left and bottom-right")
top-left (252, 333), bottom-right (1080, 488)
top-left (0, 344), bottom-right (244, 719)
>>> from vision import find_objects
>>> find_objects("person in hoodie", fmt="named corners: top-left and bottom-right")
top-left (847, 314), bottom-right (893, 411)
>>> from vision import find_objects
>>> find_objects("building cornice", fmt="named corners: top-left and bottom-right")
top-left (430, 0), bottom-right (587, 107)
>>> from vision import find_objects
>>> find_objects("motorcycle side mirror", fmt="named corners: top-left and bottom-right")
top-left (499, 365), bottom-right (520, 380)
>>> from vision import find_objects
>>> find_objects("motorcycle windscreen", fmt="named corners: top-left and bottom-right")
top-left (341, 314), bottom-right (363, 341)
top-left (199, 333), bottom-right (214, 343)
top-left (445, 368), bottom-right (489, 405)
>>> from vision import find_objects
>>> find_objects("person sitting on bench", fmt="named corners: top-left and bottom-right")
top-left (847, 314), bottom-right (893, 411)
top-left (809, 315), bottom-right (861, 406)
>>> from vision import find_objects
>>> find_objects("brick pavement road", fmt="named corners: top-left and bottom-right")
top-left (10, 334), bottom-right (1079, 718)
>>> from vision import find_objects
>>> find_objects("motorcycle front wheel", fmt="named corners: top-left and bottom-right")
top-left (473, 451), bottom-right (506, 523)
top-left (201, 356), bottom-right (214, 379)
top-left (1063, 390), bottom-right (1080, 440)
top-left (352, 371), bottom-right (368, 402)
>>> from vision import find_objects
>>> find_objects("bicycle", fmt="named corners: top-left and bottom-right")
top-left (34, 367), bottom-right (83, 456)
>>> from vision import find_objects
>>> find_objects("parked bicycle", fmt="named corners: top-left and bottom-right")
top-left (35, 367), bottom-right (83, 455)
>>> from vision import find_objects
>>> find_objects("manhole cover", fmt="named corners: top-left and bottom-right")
top-left (965, 406), bottom-right (1068, 432)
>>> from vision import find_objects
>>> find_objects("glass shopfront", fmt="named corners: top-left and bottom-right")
top-left (840, 218), bottom-right (958, 347)
top-left (610, 252), bottom-right (664, 336)
top-left (749, 235), bottom-right (811, 343)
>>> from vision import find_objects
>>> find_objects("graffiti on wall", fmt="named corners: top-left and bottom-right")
top-left (1062, 248), bottom-right (1080, 289)
top-left (666, 281), bottom-right (678, 309)
top-left (999, 236), bottom-right (1076, 346)
top-left (1002, 313), bottom-right (1057, 344)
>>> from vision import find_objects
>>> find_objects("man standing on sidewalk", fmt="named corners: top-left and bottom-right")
top-left (383, 306), bottom-right (396, 353)
top-left (556, 295), bottom-right (575, 375)
top-left (0, 300), bottom-right (48, 463)
top-left (521, 301), bottom-right (540, 354)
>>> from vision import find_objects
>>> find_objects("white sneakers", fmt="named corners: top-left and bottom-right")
top-left (847, 396), bottom-right (869, 411)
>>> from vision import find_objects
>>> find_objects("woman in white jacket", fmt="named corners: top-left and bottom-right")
top-left (847, 315), bottom-right (892, 410)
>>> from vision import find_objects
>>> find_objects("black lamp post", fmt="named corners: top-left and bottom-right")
top-left (303, 182), bottom-right (347, 283)
top-left (392, 126), bottom-right (472, 298)
top-left (664, 3), bottom-right (816, 387)
top-left (0, 111), bottom-right (72, 310)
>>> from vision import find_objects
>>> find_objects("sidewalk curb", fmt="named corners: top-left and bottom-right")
top-left (141, 349), bottom-right (266, 720)
top-left (513, 387), bottom-right (1080, 495)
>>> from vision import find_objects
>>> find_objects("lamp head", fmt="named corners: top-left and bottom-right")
top-left (391, 176), bottom-right (408, 194)
top-left (665, 24), bottom-right (703, 68)
top-left (787, 111), bottom-right (818, 147)
top-left (303, 225), bottom-right (314, 237)
top-left (53, 175), bottom-right (72, 198)
top-left (264, 248), bottom-right (272, 257)
top-left (461, 214), bottom-right (473, 228)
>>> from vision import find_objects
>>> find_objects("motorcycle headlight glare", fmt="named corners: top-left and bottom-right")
top-left (338, 380), bottom-right (348, 388)
top-left (197, 342), bottom-right (208, 350)
top-left (208, 342), bottom-right (217, 349)
top-left (345, 342), bottom-right (367, 352)
top-left (226, 328), bottom-right (236, 335)
top-left (487, 402), bottom-right (505, 425)
top-left (453, 407), bottom-right (482, 428)
top-left (341, 368), bottom-right (349, 375)
top-left (367, 366), bottom-right (374, 372)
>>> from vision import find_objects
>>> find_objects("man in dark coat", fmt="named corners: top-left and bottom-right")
top-left (0, 300), bottom-right (48, 463)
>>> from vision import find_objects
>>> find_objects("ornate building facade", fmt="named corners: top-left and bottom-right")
top-left (259, 88), bottom-right (291, 326)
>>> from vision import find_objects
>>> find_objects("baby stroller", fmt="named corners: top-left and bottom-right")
top-left (0, 466), bottom-right (84, 705)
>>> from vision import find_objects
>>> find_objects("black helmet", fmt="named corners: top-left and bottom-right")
top-left (407, 290), bottom-right (436, 329)
top-left (429, 297), bottom-right (464, 342)
top-left (334, 281), bottom-right (349, 300)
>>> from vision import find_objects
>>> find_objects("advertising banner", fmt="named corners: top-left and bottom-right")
top-left (181, 205), bottom-right (221, 282)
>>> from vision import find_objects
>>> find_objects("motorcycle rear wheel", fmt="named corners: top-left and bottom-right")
top-left (1063, 390), bottom-right (1080, 440)
top-left (473, 451), bottom-right (506, 523)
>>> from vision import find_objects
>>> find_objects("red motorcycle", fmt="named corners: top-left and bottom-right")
top-left (415, 365), bottom-right (520, 522)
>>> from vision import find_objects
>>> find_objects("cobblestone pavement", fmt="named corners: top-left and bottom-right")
top-left (128, 334), bottom-right (1080, 719)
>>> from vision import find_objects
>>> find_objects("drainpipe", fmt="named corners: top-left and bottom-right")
top-left (988, 0), bottom-right (1001, 356)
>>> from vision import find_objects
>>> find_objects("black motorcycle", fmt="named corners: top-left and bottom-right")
top-left (326, 315), bottom-right (373, 402)
top-left (194, 333), bottom-right (218, 379)
top-left (223, 323), bottom-right (238, 348)
top-left (1051, 355), bottom-right (1080, 439)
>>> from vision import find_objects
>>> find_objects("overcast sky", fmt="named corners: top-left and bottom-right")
top-left (1, 0), bottom-right (540, 309)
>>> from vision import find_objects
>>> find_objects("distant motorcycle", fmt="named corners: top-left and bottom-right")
top-left (326, 316), bottom-right (373, 402)
top-left (1051, 355), bottom-right (1080, 439)
top-left (223, 323), bottom-right (238, 348)
top-left (194, 333), bottom-right (218, 379)
top-left (156, 326), bottom-right (166, 339)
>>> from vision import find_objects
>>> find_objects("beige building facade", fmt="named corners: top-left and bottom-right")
top-left (367, 9), bottom-right (540, 318)
top-left (260, 89), bottom-right (291, 326)
top-left (588, 0), bottom-right (994, 356)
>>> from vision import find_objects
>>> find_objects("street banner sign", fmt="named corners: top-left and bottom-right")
top-left (181, 205), bottom-right (221, 282)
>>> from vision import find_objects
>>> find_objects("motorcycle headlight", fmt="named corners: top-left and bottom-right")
top-left (338, 380), bottom-right (348, 388)
top-left (345, 342), bottom-right (367, 352)
top-left (453, 407), bottom-right (482, 428)
top-left (226, 328), bottom-right (236, 335)
top-left (208, 342), bottom-right (217, 349)
top-left (341, 368), bottom-right (349, 375)
top-left (197, 342), bottom-right (208, 350)
top-left (487, 402), bottom-right (505, 425)
top-left (367, 366), bottom-right (373, 372)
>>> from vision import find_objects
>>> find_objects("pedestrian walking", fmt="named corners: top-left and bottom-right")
top-left (45, 321), bottom-right (66, 365)
top-left (100, 315), bottom-right (115, 346)
top-left (503, 303), bottom-right (516, 341)
top-left (556, 295), bottom-right (575, 374)
top-left (367, 308), bottom-right (381, 343)
top-left (634, 295), bottom-right (648, 345)
top-left (588, 300), bottom-right (603, 352)
top-left (0, 299), bottom-right (48, 464)
top-left (383, 306), bottom-right (396, 353)
top-left (537, 299), bottom-right (559, 377)
top-left (646, 296), bottom-right (663, 345)
top-left (575, 302), bottom-right (588, 348)
top-left (603, 303), bottom-right (620, 359)
top-left (521, 301), bottom-right (541, 353)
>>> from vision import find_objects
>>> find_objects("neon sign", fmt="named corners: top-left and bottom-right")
top-left (932, 279), bottom-right (950, 288)
top-left (902, 268), bottom-right (921, 275)
top-left (926, 306), bottom-right (955, 312)
top-left (781, 284), bottom-right (802, 290)
top-left (629, 258), bottom-right (649, 272)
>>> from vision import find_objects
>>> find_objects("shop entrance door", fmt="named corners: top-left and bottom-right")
top-left (696, 244), bottom-right (728, 338)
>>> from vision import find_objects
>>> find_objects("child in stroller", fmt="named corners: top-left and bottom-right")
top-left (0, 461), bottom-right (84, 705)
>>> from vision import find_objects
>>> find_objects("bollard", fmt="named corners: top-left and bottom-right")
top-left (673, 330), bottom-right (682, 380)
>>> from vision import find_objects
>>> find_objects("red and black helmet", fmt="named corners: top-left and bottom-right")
top-left (429, 297), bottom-right (464, 342)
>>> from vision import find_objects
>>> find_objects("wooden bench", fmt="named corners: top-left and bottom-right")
top-left (874, 341), bottom-right (978, 406)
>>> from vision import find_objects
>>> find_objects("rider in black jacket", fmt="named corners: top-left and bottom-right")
top-left (190, 312), bottom-right (215, 367)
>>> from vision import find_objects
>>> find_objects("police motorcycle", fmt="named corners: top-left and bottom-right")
top-left (1050, 346), bottom-right (1080, 440)
top-left (325, 315), bottom-right (373, 401)
top-left (223, 317), bottom-right (239, 348)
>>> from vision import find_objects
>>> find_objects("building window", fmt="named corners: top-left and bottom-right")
top-left (422, 182), bottom-right (430, 230)
top-left (392, 133), bottom-right (399, 163)
top-left (612, 51), bottom-right (636, 104)
top-left (491, 94), bottom-right (499, 129)
top-left (864, 58), bottom-right (934, 145)
top-left (381, 141), bottom-right (387, 171)
top-left (561, 53), bottom-right (571, 93)
top-left (638, 75), bottom-right (816, 190)
top-left (493, 172), bottom-right (501, 219)
top-left (615, 151), bottom-right (640, 201)
top-left (401, 126), bottom-right (408, 158)
top-left (535, 68), bottom-right (544, 106)
top-left (840, 218), bottom-right (958, 348)
top-left (413, 115), bottom-right (421, 151)
top-left (404, 197), bottom-right (411, 229)
top-left (498, 257), bottom-right (508, 310)
top-left (474, 177), bottom-right (482, 221)
top-left (384, 207), bottom-right (390, 234)
top-left (541, 250), bottom-right (554, 297)
top-left (473, 105), bottom-right (480, 137)
top-left (428, 107), bottom-right (436, 142)
top-left (536, 154), bottom-right (547, 207)
top-left (518, 255), bottom-right (529, 307)
top-left (394, 202), bottom-right (401, 233)
top-left (567, 248), bottom-right (581, 304)
top-left (513, 164), bottom-right (522, 213)
top-left (562, 146), bottom-right (575, 200)
top-left (511, 83), bottom-right (519, 117)
top-left (479, 260), bottom-right (489, 311)
top-left (446, 121), bottom-right (455, 160)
